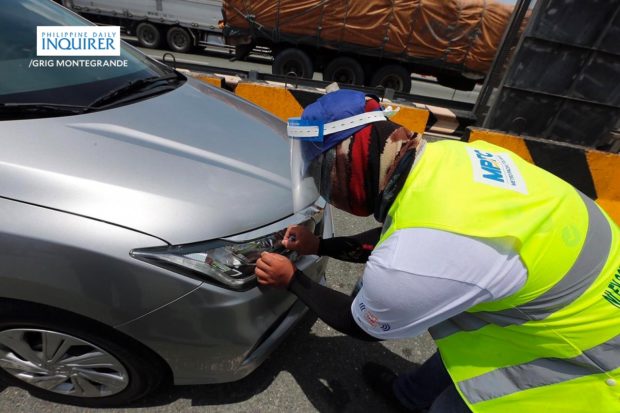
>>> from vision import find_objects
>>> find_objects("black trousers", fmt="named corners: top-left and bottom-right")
top-left (393, 351), bottom-right (472, 412)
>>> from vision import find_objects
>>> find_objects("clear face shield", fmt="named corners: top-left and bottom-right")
top-left (288, 118), bottom-right (329, 213)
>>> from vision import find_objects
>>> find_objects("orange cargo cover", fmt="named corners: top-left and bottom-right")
top-left (223, 0), bottom-right (515, 75)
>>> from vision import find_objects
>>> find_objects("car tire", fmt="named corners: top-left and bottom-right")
top-left (136, 22), bottom-right (162, 49)
top-left (166, 27), bottom-right (193, 53)
top-left (272, 48), bottom-right (314, 79)
top-left (323, 57), bottom-right (365, 85)
top-left (369, 64), bottom-right (412, 93)
top-left (0, 300), bottom-right (168, 407)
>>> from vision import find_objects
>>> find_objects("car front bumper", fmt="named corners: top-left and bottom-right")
top-left (115, 254), bottom-right (328, 384)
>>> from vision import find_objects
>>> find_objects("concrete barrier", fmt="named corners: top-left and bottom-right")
top-left (234, 83), bottom-right (303, 122)
top-left (466, 128), bottom-right (620, 224)
top-left (193, 74), bottom-right (223, 88)
top-left (235, 82), bottom-right (431, 135)
top-left (184, 70), bottom-right (431, 134)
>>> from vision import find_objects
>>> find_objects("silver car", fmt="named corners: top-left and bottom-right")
top-left (0, 0), bottom-right (331, 407)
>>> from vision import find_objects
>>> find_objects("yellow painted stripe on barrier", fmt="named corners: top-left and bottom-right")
top-left (235, 83), bottom-right (303, 122)
top-left (467, 129), bottom-right (534, 164)
top-left (587, 151), bottom-right (620, 224)
top-left (390, 106), bottom-right (429, 135)
top-left (195, 75), bottom-right (223, 88)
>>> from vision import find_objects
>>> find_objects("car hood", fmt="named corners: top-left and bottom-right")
top-left (0, 79), bottom-right (295, 245)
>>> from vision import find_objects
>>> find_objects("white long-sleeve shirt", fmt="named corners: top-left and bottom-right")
top-left (351, 227), bottom-right (527, 339)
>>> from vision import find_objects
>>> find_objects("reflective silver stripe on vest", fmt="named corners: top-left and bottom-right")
top-left (458, 333), bottom-right (620, 404)
top-left (429, 313), bottom-right (499, 340)
top-left (430, 192), bottom-right (612, 340)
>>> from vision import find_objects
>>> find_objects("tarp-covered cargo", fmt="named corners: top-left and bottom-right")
top-left (223, 0), bottom-right (515, 76)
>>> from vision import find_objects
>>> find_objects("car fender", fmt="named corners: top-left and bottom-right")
top-left (0, 196), bottom-right (202, 327)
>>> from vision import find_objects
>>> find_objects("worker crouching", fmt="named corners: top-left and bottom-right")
top-left (256, 89), bottom-right (620, 413)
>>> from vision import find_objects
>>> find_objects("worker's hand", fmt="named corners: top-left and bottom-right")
top-left (255, 252), bottom-right (296, 288)
top-left (282, 225), bottom-right (320, 255)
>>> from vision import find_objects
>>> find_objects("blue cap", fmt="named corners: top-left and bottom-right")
top-left (301, 89), bottom-right (378, 156)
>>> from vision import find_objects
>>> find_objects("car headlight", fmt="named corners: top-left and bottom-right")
top-left (130, 202), bottom-right (325, 291)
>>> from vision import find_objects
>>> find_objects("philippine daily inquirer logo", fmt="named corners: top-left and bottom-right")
top-left (467, 147), bottom-right (528, 194)
top-left (37, 26), bottom-right (120, 56)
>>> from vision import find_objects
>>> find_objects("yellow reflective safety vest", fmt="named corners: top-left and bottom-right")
top-left (379, 140), bottom-right (620, 413)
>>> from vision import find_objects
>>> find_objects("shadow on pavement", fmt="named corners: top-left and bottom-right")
top-left (135, 314), bottom-right (419, 412)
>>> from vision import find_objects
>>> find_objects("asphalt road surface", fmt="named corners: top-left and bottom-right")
top-left (0, 209), bottom-right (437, 413)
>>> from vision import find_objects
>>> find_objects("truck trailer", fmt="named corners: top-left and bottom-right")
top-left (61, 0), bottom-right (224, 53)
top-left (223, 0), bottom-right (516, 92)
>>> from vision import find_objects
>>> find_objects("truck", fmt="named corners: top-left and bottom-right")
top-left (222, 0), bottom-right (516, 92)
top-left (61, 0), bottom-right (224, 53)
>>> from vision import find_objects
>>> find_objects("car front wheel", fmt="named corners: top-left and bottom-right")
top-left (0, 301), bottom-right (168, 407)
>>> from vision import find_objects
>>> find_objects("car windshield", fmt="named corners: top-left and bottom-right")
top-left (0, 0), bottom-right (180, 109)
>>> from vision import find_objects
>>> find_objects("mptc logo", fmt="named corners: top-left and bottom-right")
top-left (37, 26), bottom-right (121, 56)
top-left (466, 147), bottom-right (528, 194)
top-left (473, 150), bottom-right (504, 183)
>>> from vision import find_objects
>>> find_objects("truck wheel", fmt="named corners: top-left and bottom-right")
top-left (166, 27), bottom-right (193, 53)
top-left (0, 301), bottom-right (168, 407)
top-left (272, 48), bottom-right (314, 79)
top-left (370, 64), bottom-right (412, 93)
top-left (136, 22), bottom-right (161, 49)
top-left (436, 75), bottom-right (477, 91)
top-left (323, 57), bottom-right (365, 85)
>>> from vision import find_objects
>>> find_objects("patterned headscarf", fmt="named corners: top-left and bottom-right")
top-left (323, 98), bottom-right (420, 218)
